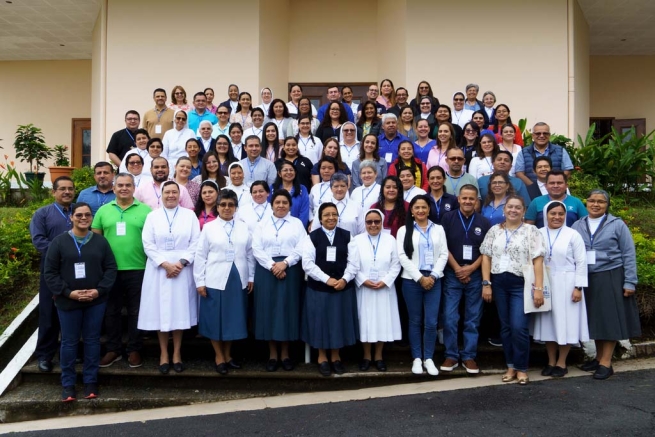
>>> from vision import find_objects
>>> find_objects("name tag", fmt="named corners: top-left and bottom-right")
top-left (498, 254), bottom-right (511, 271)
top-left (369, 267), bottom-right (379, 281)
top-left (463, 245), bottom-right (473, 261)
top-left (326, 246), bottom-right (337, 262)
top-left (116, 222), bottom-right (126, 236)
top-left (74, 262), bottom-right (86, 279)
top-left (586, 250), bottom-right (596, 265)
top-left (165, 235), bottom-right (175, 250)
top-left (270, 245), bottom-right (281, 256)
top-left (226, 244), bottom-right (235, 262)
top-left (155, 124), bottom-right (162, 134)
top-left (385, 153), bottom-right (392, 163)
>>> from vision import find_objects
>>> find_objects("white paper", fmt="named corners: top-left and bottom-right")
top-left (463, 245), bottom-right (473, 260)
top-left (74, 262), bottom-right (86, 279)
top-left (586, 250), bottom-right (596, 265)
top-left (498, 254), bottom-right (511, 271)
top-left (165, 235), bottom-right (175, 250)
top-left (326, 246), bottom-right (337, 262)
top-left (369, 268), bottom-right (379, 281)
top-left (385, 153), bottom-right (392, 163)
top-left (116, 222), bottom-right (126, 236)
top-left (155, 124), bottom-right (162, 134)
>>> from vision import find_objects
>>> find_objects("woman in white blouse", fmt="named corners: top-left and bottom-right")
top-left (352, 209), bottom-right (402, 372)
top-left (498, 124), bottom-right (522, 176)
top-left (265, 99), bottom-right (293, 142)
top-left (397, 195), bottom-right (449, 376)
top-left (138, 181), bottom-right (200, 374)
top-left (252, 190), bottom-right (306, 372)
top-left (236, 181), bottom-right (272, 234)
top-left (468, 133), bottom-right (501, 179)
top-left (399, 167), bottom-right (427, 202)
top-left (229, 92), bottom-right (253, 130)
top-left (194, 189), bottom-right (254, 375)
top-left (287, 98), bottom-right (320, 137)
top-left (294, 113), bottom-right (322, 164)
top-left (162, 110), bottom-right (195, 165)
top-left (350, 160), bottom-right (381, 210)
top-left (480, 195), bottom-right (546, 385)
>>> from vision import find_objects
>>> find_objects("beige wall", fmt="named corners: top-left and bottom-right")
top-left (571, 0), bottom-right (590, 142)
top-left (377, 0), bottom-right (406, 87)
top-left (0, 60), bottom-right (91, 177)
top-left (259, 0), bottom-right (290, 105)
top-left (405, 0), bottom-right (570, 136)
top-left (101, 0), bottom-right (262, 154)
top-left (91, 0), bottom-right (107, 165)
top-left (590, 56), bottom-right (655, 132)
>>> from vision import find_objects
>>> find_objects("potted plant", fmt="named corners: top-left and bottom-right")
top-left (49, 144), bottom-right (75, 180)
top-left (13, 124), bottom-right (52, 183)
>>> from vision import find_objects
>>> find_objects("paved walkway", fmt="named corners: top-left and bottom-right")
top-left (3, 358), bottom-right (655, 436)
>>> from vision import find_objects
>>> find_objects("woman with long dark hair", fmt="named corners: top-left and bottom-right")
top-left (315, 101), bottom-right (348, 143)
top-left (270, 160), bottom-right (309, 228)
top-left (356, 101), bottom-right (382, 138)
top-left (277, 136), bottom-right (313, 192)
top-left (371, 176), bottom-right (408, 238)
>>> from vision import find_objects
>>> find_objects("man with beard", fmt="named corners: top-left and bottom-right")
top-left (134, 157), bottom-right (194, 209)
top-left (76, 162), bottom-right (116, 214)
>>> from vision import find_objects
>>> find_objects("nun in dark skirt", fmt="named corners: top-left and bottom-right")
top-left (252, 190), bottom-right (306, 372)
top-left (194, 189), bottom-right (255, 375)
top-left (571, 189), bottom-right (641, 380)
top-left (301, 202), bottom-right (360, 377)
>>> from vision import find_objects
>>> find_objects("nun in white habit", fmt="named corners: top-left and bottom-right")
top-left (257, 87), bottom-right (273, 114)
top-left (310, 173), bottom-right (357, 236)
top-left (138, 180), bottom-right (200, 372)
top-left (163, 109), bottom-right (195, 164)
top-left (225, 162), bottom-right (252, 205)
top-left (351, 209), bottom-right (402, 371)
top-left (532, 200), bottom-right (589, 377)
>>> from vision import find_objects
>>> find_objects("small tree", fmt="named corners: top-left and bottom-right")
top-left (13, 124), bottom-right (52, 173)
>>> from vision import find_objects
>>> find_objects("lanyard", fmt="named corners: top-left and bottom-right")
top-left (125, 129), bottom-right (135, 143)
top-left (342, 144), bottom-right (358, 158)
top-left (319, 182), bottom-right (330, 203)
top-left (156, 107), bottom-right (167, 122)
top-left (252, 127), bottom-right (263, 136)
top-left (224, 220), bottom-right (235, 244)
top-left (546, 227), bottom-right (563, 260)
top-left (69, 231), bottom-right (91, 259)
top-left (299, 136), bottom-right (311, 151)
top-left (361, 183), bottom-right (377, 207)
top-left (448, 174), bottom-right (462, 194)
top-left (368, 234), bottom-right (381, 263)
top-left (404, 186), bottom-right (415, 201)
top-left (431, 194), bottom-right (443, 219)
top-left (247, 157), bottom-right (260, 179)
top-left (414, 223), bottom-right (432, 249)
top-left (585, 215), bottom-right (608, 248)
top-left (323, 228), bottom-right (335, 245)
top-left (458, 210), bottom-right (474, 240)
top-left (163, 207), bottom-right (179, 233)
top-left (271, 216), bottom-right (286, 238)
top-left (253, 202), bottom-right (268, 221)
top-left (504, 223), bottom-right (523, 252)
top-left (54, 204), bottom-right (71, 227)
top-left (152, 183), bottom-right (162, 206)
top-left (484, 157), bottom-right (493, 173)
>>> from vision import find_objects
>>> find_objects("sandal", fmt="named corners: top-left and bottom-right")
top-left (518, 376), bottom-right (530, 385)
top-left (502, 373), bottom-right (517, 383)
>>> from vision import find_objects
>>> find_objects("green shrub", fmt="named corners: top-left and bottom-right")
top-left (71, 166), bottom-right (96, 198)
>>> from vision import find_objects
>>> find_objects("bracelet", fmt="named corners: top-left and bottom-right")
top-left (532, 286), bottom-right (544, 291)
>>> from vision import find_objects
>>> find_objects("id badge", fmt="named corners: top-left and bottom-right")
top-left (74, 262), bottom-right (86, 279)
top-left (270, 244), bottom-right (281, 256)
top-left (155, 124), bottom-right (162, 134)
top-left (165, 234), bottom-right (175, 250)
top-left (498, 254), bottom-right (511, 271)
top-left (116, 222), bottom-right (126, 236)
top-left (385, 153), bottom-right (392, 163)
top-left (326, 246), bottom-right (337, 262)
top-left (369, 268), bottom-right (379, 281)
top-left (226, 244), bottom-right (235, 262)
top-left (463, 245), bottom-right (473, 261)
top-left (424, 249), bottom-right (434, 266)
top-left (586, 250), bottom-right (596, 265)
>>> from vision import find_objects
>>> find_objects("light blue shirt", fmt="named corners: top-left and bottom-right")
top-left (77, 186), bottom-right (116, 215)
top-left (188, 109), bottom-right (217, 134)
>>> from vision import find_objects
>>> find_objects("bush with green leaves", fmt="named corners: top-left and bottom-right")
top-left (71, 166), bottom-right (96, 198)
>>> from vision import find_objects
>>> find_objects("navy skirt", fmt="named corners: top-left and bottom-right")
top-left (253, 256), bottom-right (303, 341)
top-left (198, 264), bottom-right (248, 341)
top-left (301, 285), bottom-right (359, 350)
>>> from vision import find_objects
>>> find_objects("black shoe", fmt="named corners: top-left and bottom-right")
top-left (332, 360), bottom-right (346, 375)
top-left (38, 360), bottom-right (53, 372)
top-left (593, 365), bottom-right (614, 380)
top-left (318, 361), bottom-right (331, 377)
top-left (488, 337), bottom-right (503, 347)
top-left (227, 359), bottom-right (241, 369)
top-left (75, 357), bottom-right (84, 365)
top-left (551, 366), bottom-right (568, 378)
top-left (83, 384), bottom-right (99, 399)
top-left (580, 359), bottom-right (599, 372)
top-left (158, 363), bottom-right (170, 374)
top-left (215, 362), bottom-right (228, 375)
top-left (281, 358), bottom-right (294, 371)
top-left (541, 365), bottom-right (555, 376)
top-left (375, 360), bottom-right (387, 372)
top-left (359, 359), bottom-right (371, 371)
top-left (173, 362), bottom-right (184, 373)
top-left (266, 359), bottom-right (279, 372)
top-left (61, 385), bottom-right (76, 402)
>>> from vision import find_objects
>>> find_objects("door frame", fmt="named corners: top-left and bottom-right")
top-left (71, 118), bottom-right (91, 168)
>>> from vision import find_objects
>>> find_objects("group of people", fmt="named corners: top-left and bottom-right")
top-left (31, 81), bottom-right (640, 402)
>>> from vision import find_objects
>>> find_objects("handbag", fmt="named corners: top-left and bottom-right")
top-left (523, 263), bottom-right (552, 314)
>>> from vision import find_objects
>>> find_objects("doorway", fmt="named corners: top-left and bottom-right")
top-left (589, 117), bottom-right (646, 141)
top-left (291, 83), bottom-right (373, 111)
top-left (71, 118), bottom-right (91, 167)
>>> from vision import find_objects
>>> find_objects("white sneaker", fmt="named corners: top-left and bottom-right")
top-left (411, 358), bottom-right (424, 374)
top-left (424, 359), bottom-right (439, 376)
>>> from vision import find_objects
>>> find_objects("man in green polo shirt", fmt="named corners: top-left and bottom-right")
top-left (92, 172), bottom-right (151, 368)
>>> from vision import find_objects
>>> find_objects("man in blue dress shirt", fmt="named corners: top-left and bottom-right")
top-left (76, 162), bottom-right (116, 215)
top-left (187, 92), bottom-right (217, 133)
top-left (378, 113), bottom-right (409, 166)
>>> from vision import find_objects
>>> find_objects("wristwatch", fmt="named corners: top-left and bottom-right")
top-left (482, 280), bottom-right (492, 287)
top-left (179, 259), bottom-right (189, 267)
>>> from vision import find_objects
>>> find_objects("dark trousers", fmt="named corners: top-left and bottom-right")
top-left (36, 257), bottom-right (60, 362)
top-left (104, 269), bottom-right (144, 354)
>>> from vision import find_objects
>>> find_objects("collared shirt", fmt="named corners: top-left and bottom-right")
top-left (77, 185), bottom-right (117, 215)
top-left (514, 143), bottom-right (574, 174)
top-left (239, 157), bottom-right (277, 185)
top-left (142, 106), bottom-right (175, 139)
top-left (525, 194), bottom-right (588, 228)
top-left (378, 132), bottom-right (410, 165)
top-left (441, 210), bottom-right (490, 266)
top-left (188, 109), bottom-right (218, 134)
top-left (444, 172), bottom-right (479, 196)
top-left (134, 182), bottom-right (195, 210)
top-left (29, 202), bottom-right (73, 254)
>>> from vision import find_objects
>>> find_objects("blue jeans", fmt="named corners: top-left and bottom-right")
top-left (402, 275), bottom-right (441, 361)
top-left (492, 272), bottom-right (530, 372)
top-left (58, 302), bottom-right (107, 387)
top-left (443, 269), bottom-right (483, 361)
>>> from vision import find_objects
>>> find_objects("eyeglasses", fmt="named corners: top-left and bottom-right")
top-left (174, 92), bottom-right (185, 95)
top-left (73, 213), bottom-right (92, 218)
top-left (128, 161), bottom-right (142, 166)
top-left (448, 157), bottom-right (464, 162)
top-left (175, 117), bottom-right (186, 121)
top-left (218, 112), bottom-right (229, 115)
top-left (343, 129), bottom-right (355, 133)
top-left (125, 118), bottom-right (139, 122)
top-left (587, 199), bottom-right (608, 204)
top-left (464, 129), bottom-right (476, 134)
top-left (56, 187), bottom-right (75, 192)
top-left (533, 132), bottom-right (551, 137)
top-left (453, 98), bottom-right (464, 102)
top-left (365, 220), bottom-right (382, 225)
top-left (491, 181), bottom-right (507, 186)
top-left (419, 86), bottom-right (429, 90)
top-left (218, 202), bottom-right (236, 208)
